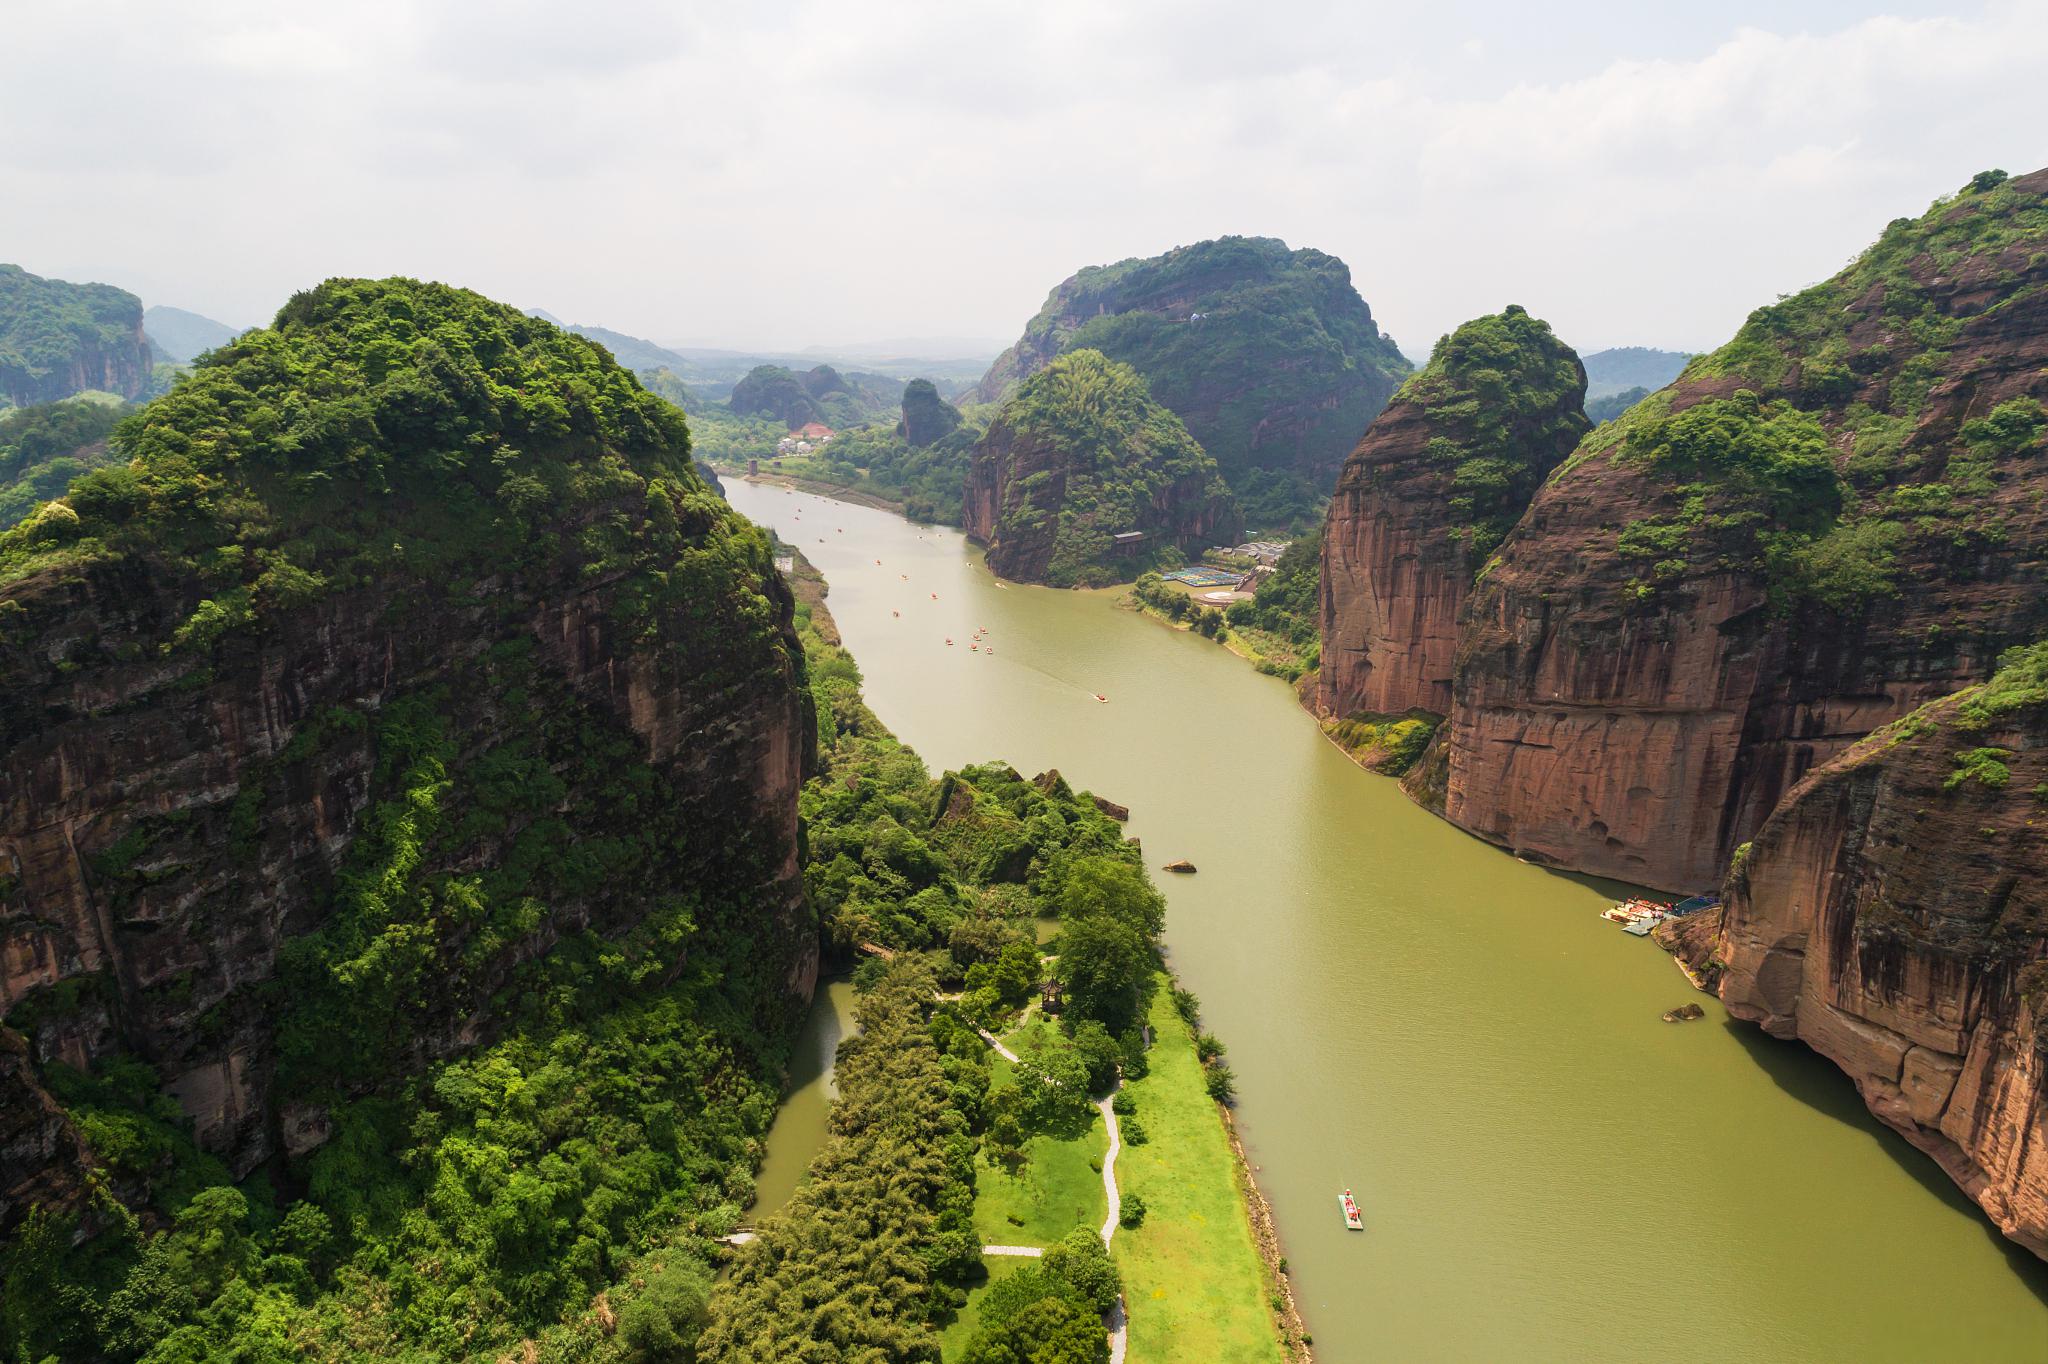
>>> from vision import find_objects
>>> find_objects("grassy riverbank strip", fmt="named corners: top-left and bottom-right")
top-left (1122, 586), bottom-right (1310, 682)
top-left (1115, 982), bottom-right (1301, 1363)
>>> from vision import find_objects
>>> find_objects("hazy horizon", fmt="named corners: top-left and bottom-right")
top-left (6, 1), bottom-right (2045, 358)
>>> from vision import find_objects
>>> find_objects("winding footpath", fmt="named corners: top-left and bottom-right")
top-left (972, 1023), bottom-right (1128, 1363)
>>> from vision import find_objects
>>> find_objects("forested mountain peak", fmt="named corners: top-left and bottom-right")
top-left (976, 236), bottom-right (1411, 525)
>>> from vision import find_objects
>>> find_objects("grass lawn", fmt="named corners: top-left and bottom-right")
top-left (973, 1042), bottom-right (1109, 1247)
top-left (938, 1255), bottom-right (1034, 1361)
top-left (1115, 982), bottom-right (1284, 1364)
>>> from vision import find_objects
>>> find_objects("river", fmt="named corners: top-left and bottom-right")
top-left (729, 481), bottom-right (2048, 1362)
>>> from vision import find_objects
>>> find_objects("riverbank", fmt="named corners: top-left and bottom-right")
top-left (764, 537), bottom-right (1288, 1360)
top-left (724, 464), bottom-right (915, 515)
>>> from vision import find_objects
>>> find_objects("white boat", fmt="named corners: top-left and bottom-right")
top-left (1340, 1188), bottom-right (1363, 1230)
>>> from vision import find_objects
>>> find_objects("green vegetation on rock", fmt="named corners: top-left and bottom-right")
top-left (975, 349), bottom-right (1240, 586)
top-left (0, 394), bottom-right (130, 528)
top-left (0, 279), bottom-right (812, 1364)
top-left (980, 237), bottom-right (1410, 526)
top-left (1394, 306), bottom-right (1590, 561)
top-left (1583, 171), bottom-right (2048, 617)
top-left (0, 264), bottom-right (153, 406)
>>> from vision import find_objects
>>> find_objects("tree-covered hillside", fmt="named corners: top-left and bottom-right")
top-left (0, 394), bottom-right (130, 529)
top-left (0, 264), bottom-right (155, 406)
top-left (967, 349), bottom-right (1241, 585)
top-left (977, 237), bottom-right (1410, 526)
top-left (0, 278), bottom-right (818, 1363)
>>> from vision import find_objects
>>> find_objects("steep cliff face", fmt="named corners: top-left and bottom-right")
top-left (964, 349), bottom-right (1240, 586)
top-left (0, 265), bottom-right (153, 406)
top-left (1317, 307), bottom-right (1587, 719)
top-left (1717, 645), bottom-right (2048, 1255)
top-left (1438, 169), bottom-right (2048, 890)
top-left (0, 280), bottom-right (814, 1232)
top-left (975, 237), bottom-right (1410, 521)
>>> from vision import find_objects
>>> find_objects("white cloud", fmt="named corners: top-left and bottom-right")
top-left (0, 1), bottom-right (2040, 355)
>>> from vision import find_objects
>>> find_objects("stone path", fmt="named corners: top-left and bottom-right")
top-left (973, 1021), bottom-right (1127, 1362)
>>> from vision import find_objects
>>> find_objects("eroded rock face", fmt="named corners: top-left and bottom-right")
top-left (1316, 307), bottom-right (1587, 719)
top-left (1717, 663), bottom-right (2048, 1255)
top-left (1437, 169), bottom-right (2048, 890)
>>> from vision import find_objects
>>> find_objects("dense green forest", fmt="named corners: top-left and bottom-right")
top-left (975, 349), bottom-right (1239, 586)
top-left (0, 280), bottom-right (818, 1364)
top-left (0, 394), bottom-right (130, 528)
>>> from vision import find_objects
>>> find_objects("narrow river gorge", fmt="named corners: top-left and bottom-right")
top-left (728, 482), bottom-right (2048, 1362)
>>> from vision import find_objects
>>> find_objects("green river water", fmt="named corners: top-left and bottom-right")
top-left (728, 481), bottom-right (2048, 1362)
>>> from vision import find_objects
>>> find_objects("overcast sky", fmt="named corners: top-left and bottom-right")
top-left (4, 1), bottom-right (2044, 359)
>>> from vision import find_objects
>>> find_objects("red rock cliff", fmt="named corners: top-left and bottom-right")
top-left (1437, 169), bottom-right (2048, 891)
top-left (1717, 652), bottom-right (2048, 1255)
top-left (1317, 307), bottom-right (1587, 719)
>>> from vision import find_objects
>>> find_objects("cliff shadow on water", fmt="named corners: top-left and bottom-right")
top-left (1724, 1019), bottom-right (2048, 1306)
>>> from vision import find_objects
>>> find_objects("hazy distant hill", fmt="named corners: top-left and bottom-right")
top-left (143, 305), bottom-right (243, 365)
top-left (0, 264), bottom-right (153, 406)
top-left (1579, 346), bottom-right (1689, 400)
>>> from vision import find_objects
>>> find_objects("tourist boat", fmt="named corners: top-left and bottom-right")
top-left (1340, 1188), bottom-right (1363, 1230)
top-left (1600, 898), bottom-right (1670, 926)
top-left (946, 638), bottom-right (953, 646)
top-left (1094, 694), bottom-right (1109, 703)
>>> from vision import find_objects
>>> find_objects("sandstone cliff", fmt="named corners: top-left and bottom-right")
top-left (0, 280), bottom-right (816, 1230)
top-left (975, 237), bottom-right (1409, 521)
top-left (1717, 645), bottom-right (2048, 1255)
top-left (963, 349), bottom-right (1240, 586)
top-left (1437, 169), bottom-right (2048, 890)
top-left (1317, 307), bottom-right (1587, 719)
top-left (0, 265), bottom-right (153, 406)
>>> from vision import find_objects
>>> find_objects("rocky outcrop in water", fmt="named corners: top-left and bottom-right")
top-left (1434, 169), bottom-right (2048, 891)
top-left (964, 349), bottom-right (1240, 586)
top-left (1316, 307), bottom-right (1587, 719)
top-left (0, 265), bottom-right (153, 406)
top-left (0, 280), bottom-right (815, 1230)
top-left (1716, 647), bottom-right (2048, 1255)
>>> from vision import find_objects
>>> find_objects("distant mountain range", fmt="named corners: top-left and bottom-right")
top-left (527, 311), bottom-right (991, 401)
top-left (143, 305), bottom-right (245, 365)
top-left (1578, 346), bottom-right (1690, 400)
